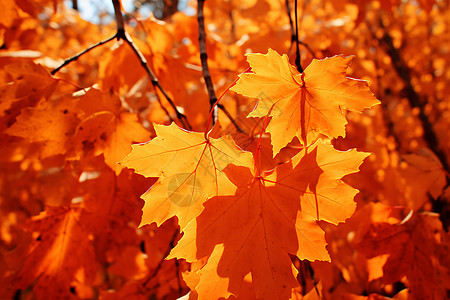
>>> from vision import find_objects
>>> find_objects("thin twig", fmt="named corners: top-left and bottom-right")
top-left (299, 40), bottom-right (315, 58)
top-left (305, 261), bottom-right (320, 297)
top-left (196, 0), bottom-right (243, 132)
top-left (294, 0), bottom-right (303, 72)
top-left (286, 0), bottom-right (296, 45)
top-left (142, 227), bottom-right (180, 287)
top-left (53, 0), bottom-right (191, 129)
top-left (286, 0), bottom-right (315, 61)
top-left (197, 0), bottom-right (218, 123)
top-left (112, 0), bottom-right (191, 129)
top-left (51, 34), bottom-right (116, 75)
top-left (217, 103), bottom-right (244, 133)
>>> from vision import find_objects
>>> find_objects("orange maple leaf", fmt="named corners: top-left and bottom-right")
top-left (0, 62), bottom-right (59, 132)
top-left (358, 212), bottom-right (450, 300)
top-left (69, 88), bottom-right (150, 174)
top-left (120, 122), bottom-right (253, 229)
top-left (230, 49), bottom-right (379, 155)
top-left (5, 96), bottom-right (79, 158)
top-left (12, 207), bottom-right (96, 300)
top-left (169, 141), bottom-right (369, 299)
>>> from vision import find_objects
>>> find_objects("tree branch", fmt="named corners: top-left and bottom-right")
top-left (377, 25), bottom-right (449, 174)
top-left (53, 0), bottom-right (191, 129)
top-left (197, 0), bottom-right (218, 123)
top-left (51, 35), bottom-right (116, 75)
top-left (285, 0), bottom-right (296, 45)
top-left (196, 0), bottom-right (243, 133)
top-left (294, 0), bottom-right (303, 72)
top-left (112, 0), bottom-right (190, 128)
top-left (112, 0), bottom-right (125, 32)
top-left (298, 40), bottom-right (315, 58)
top-left (217, 103), bottom-right (244, 133)
top-left (142, 227), bottom-right (180, 287)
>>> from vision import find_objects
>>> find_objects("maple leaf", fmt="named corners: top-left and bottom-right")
top-left (5, 96), bottom-right (80, 158)
top-left (120, 122), bottom-right (253, 229)
top-left (69, 88), bottom-right (150, 174)
top-left (78, 169), bottom-right (154, 262)
top-left (0, 62), bottom-right (59, 132)
top-left (358, 212), bottom-right (450, 300)
top-left (169, 141), bottom-right (369, 299)
top-left (397, 149), bottom-right (446, 210)
top-left (11, 207), bottom-right (97, 300)
top-left (230, 49), bottom-right (380, 155)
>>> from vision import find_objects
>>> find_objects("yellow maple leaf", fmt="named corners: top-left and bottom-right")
top-left (120, 122), bottom-right (253, 229)
top-left (231, 48), bottom-right (380, 155)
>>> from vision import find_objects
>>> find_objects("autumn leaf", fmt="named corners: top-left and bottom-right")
top-left (1, 0), bottom-right (447, 299)
top-left (120, 122), bottom-right (253, 229)
top-left (11, 207), bottom-right (97, 300)
top-left (231, 49), bottom-right (380, 155)
top-left (169, 141), bottom-right (369, 299)
top-left (358, 212), bottom-right (450, 300)
top-left (0, 62), bottom-right (59, 132)
top-left (69, 88), bottom-right (150, 174)
top-left (398, 149), bottom-right (446, 210)
top-left (5, 96), bottom-right (80, 158)
top-left (78, 169), bottom-right (154, 261)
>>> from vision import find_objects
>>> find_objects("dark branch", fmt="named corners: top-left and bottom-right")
top-left (197, 0), bottom-right (218, 123)
top-left (112, 0), bottom-right (125, 32)
top-left (294, 0), bottom-right (303, 73)
top-left (72, 0), bottom-right (78, 10)
top-left (286, 0), bottom-right (296, 46)
top-left (298, 40), bottom-right (315, 58)
top-left (142, 227), bottom-right (180, 287)
top-left (377, 25), bottom-right (449, 174)
top-left (112, 0), bottom-right (191, 129)
top-left (51, 35), bottom-right (116, 75)
top-left (54, 0), bottom-right (191, 129)
top-left (287, 1), bottom-right (315, 60)
top-left (120, 30), bottom-right (188, 126)
top-left (217, 103), bottom-right (244, 133)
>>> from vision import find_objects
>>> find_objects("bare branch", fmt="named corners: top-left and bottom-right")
top-left (197, 0), bottom-right (218, 123)
top-left (298, 40), bottom-right (315, 58)
top-left (285, 0), bottom-right (296, 45)
top-left (142, 227), bottom-right (180, 287)
top-left (51, 34), bottom-right (116, 75)
top-left (377, 24), bottom-right (449, 174)
top-left (217, 103), bottom-right (244, 133)
top-left (294, 0), bottom-right (303, 72)
top-left (112, 0), bottom-right (191, 129)
top-left (52, 0), bottom-right (191, 129)
top-left (72, 0), bottom-right (78, 10)
top-left (112, 0), bottom-right (125, 32)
